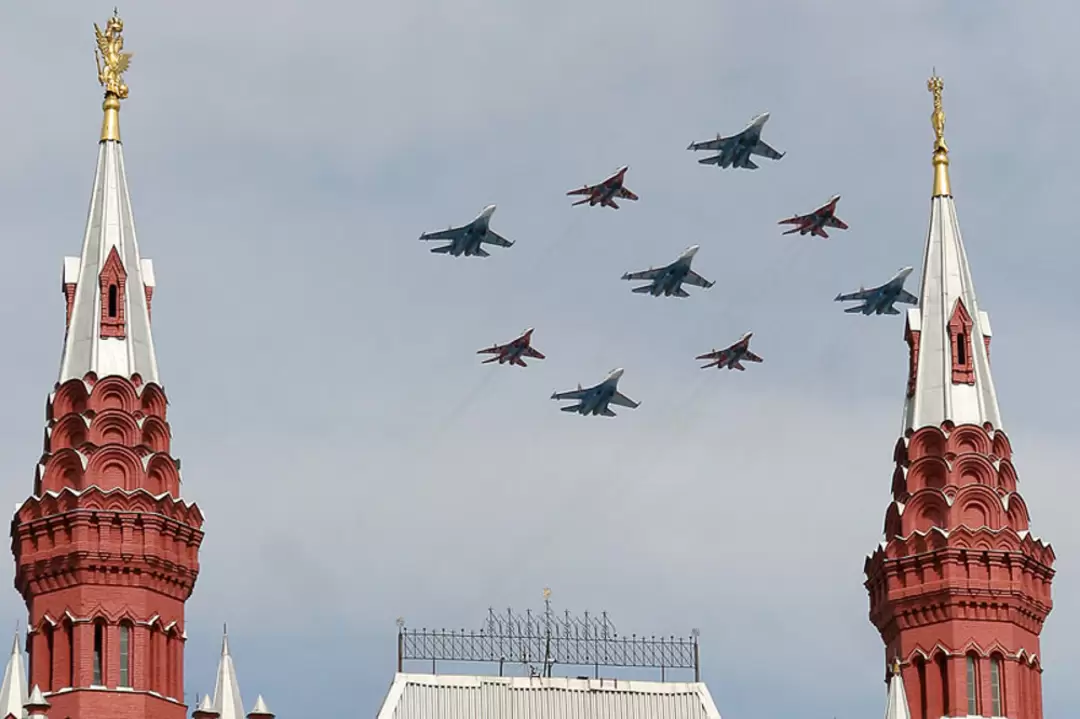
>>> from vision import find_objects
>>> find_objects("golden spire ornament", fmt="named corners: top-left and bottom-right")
top-left (94, 9), bottom-right (133, 142)
top-left (927, 71), bottom-right (951, 197)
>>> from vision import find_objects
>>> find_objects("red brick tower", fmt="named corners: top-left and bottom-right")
top-left (864, 74), bottom-right (1055, 719)
top-left (9, 12), bottom-right (205, 718)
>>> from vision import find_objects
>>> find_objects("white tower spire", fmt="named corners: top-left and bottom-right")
top-left (902, 73), bottom-right (1002, 432)
top-left (57, 56), bottom-right (159, 386)
top-left (0, 633), bottom-right (27, 719)
top-left (211, 626), bottom-right (246, 719)
top-left (883, 660), bottom-right (912, 719)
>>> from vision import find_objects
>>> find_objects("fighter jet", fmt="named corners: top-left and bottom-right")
top-left (418, 205), bottom-right (514, 257)
top-left (696, 333), bottom-right (763, 371)
top-left (686, 113), bottom-right (785, 170)
top-left (477, 328), bottom-right (546, 366)
top-left (778, 195), bottom-right (849, 238)
top-left (566, 166), bottom-right (639, 209)
top-left (550, 368), bottom-right (640, 417)
top-left (834, 267), bottom-right (918, 315)
top-left (621, 245), bottom-right (715, 297)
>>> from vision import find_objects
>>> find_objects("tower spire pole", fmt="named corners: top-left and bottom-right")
top-left (94, 8), bottom-right (133, 142)
top-left (928, 70), bottom-right (950, 197)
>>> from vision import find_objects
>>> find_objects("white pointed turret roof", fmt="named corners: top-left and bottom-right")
top-left (58, 111), bottom-right (159, 385)
top-left (903, 74), bottom-right (1001, 432)
top-left (0, 634), bottom-right (27, 719)
top-left (249, 695), bottom-right (273, 716)
top-left (884, 661), bottom-right (911, 719)
top-left (211, 629), bottom-right (245, 719)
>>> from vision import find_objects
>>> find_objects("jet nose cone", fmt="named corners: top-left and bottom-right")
top-left (900, 266), bottom-right (914, 275)
top-left (757, 112), bottom-right (770, 123)
top-left (482, 204), bottom-right (497, 216)
top-left (685, 245), bottom-right (701, 256)
top-left (610, 368), bottom-right (625, 379)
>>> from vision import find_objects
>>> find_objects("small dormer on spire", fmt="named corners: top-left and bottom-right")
top-left (928, 71), bottom-right (950, 197)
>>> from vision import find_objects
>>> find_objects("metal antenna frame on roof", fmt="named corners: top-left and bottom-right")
top-left (396, 589), bottom-right (701, 682)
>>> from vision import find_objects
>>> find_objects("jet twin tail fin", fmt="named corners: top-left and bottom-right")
top-left (601, 408), bottom-right (616, 417)
top-left (561, 404), bottom-right (583, 413)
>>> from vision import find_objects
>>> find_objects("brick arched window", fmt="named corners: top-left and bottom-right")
top-left (92, 619), bottom-right (106, 686)
top-left (990, 654), bottom-right (1005, 716)
top-left (965, 653), bottom-right (980, 716)
top-left (99, 247), bottom-right (127, 339)
top-left (949, 300), bottom-right (975, 385)
top-left (119, 621), bottom-right (133, 688)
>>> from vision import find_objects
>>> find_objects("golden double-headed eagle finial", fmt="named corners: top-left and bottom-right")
top-left (94, 9), bottom-right (132, 99)
top-left (94, 9), bottom-right (132, 142)
top-left (927, 70), bottom-right (951, 197)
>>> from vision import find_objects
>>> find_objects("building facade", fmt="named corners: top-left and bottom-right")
top-left (865, 76), bottom-right (1055, 719)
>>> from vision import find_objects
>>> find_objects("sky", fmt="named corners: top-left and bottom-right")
top-left (0, 1), bottom-right (1076, 717)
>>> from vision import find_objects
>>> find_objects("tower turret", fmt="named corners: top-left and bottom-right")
top-left (9, 12), bottom-right (204, 718)
top-left (864, 74), bottom-right (1054, 719)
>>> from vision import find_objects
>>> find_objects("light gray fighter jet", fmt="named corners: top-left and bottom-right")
top-left (834, 267), bottom-right (918, 315)
top-left (418, 205), bottom-right (514, 257)
top-left (687, 113), bottom-right (785, 169)
top-left (550, 368), bottom-right (640, 417)
top-left (621, 245), bottom-right (715, 297)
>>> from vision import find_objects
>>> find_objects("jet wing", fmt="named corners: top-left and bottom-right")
top-left (622, 268), bottom-right (664, 282)
top-left (687, 136), bottom-right (729, 152)
top-left (523, 346), bottom-right (546, 359)
top-left (551, 387), bottom-right (591, 401)
top-left (835, 288), bottom-right (874, 302)
top-left (484, 230), bottom-right (514, 247)
top-left (567, 184), bottom-right (599, 197)
top-left (752, 140), bottom-right (784, 160)
top-left (695, 348), bottom-right (731, 362)
top-left (683, 270), bottom-right (714, 289)
top-left (419, 225), bottom-right (467, 241)
top-left (608, 391), bottom-right (639, 409)
top-left (743, 350), bottom-right (764, 363)
top-left (778, 213), bottom-right (810, 226)
top-left (897, 289), bottom-right (919, 305)
top-left (616, 186), bottom-right (639, 201)
top-left (477, 343), bottom-right (508, 355)
top-left (825, 215), bottom-right (849, 229)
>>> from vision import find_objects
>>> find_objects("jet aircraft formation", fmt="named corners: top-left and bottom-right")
top-left (415, 112), bottom-right (920, 417)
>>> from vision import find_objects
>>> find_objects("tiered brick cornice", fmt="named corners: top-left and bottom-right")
top-left (11, 374), bottom-right (202, 718)
top-left (866, 422), bottom-right (1054, 719)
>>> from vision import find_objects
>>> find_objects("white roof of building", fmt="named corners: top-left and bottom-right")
top-left (58, 137), bottom-right (159, 385)
top-left (0, 633), bottom-right (27, 719)
top-left (376, 673), bottom-right (723, 719)
top-left (903, 135), bottom-right (1001, 433)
